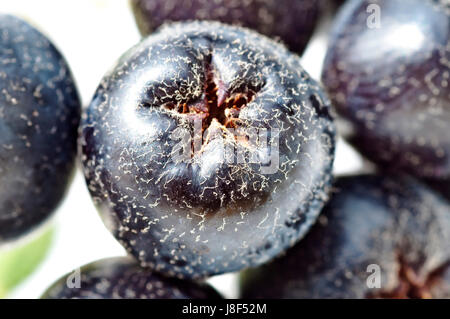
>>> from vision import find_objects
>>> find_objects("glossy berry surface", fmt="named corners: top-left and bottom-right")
top-left (81, 21), bottom-right (335, 279)
top-left (427, 178), bottom-right (450, 201)
top-left (41, 257), bottom-right (222, 299)
top-left (322, 0), bottom-right (450, 180)
top-left (130, 0), bottom-right (322, 54)
top-left (241, 175), bottom-right (450, 299)
top-left (0, 15), bottom-right (80, 242)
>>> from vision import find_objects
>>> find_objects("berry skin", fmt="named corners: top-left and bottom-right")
top-left (130, 0), bottom-right (322, 54)
top-left (427, 178), bottom-right (450, 201)
top-left (41, 257), bottom-right (222, 299)
top-left (81, 21), bottom-right (336, 279)
top-left (0, 15), bottom-right (80, 242)
top-left (321, 0), bottom-right (450, 181)
top-left (240, 175), bottom-right (450, 299)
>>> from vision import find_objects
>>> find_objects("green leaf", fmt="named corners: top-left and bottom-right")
top-left (0, 227), bottom-right (54, 298)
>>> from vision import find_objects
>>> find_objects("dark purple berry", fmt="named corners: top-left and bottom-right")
top-left (322, 0), bottom-right (450, 181)
top-left (0, 15), bottom-right (80, 242)
top-left (241, 174), bottom-right (450, 299)
top-left (41, 257), bottom-right (222, 299)
top-left (130, 0), bottom-right (322, 54)
top-left (81, 21), bottom-right (335, 279)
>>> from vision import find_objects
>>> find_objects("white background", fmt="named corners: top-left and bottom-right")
top-left (0, 0), bottom-right (363, 299)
